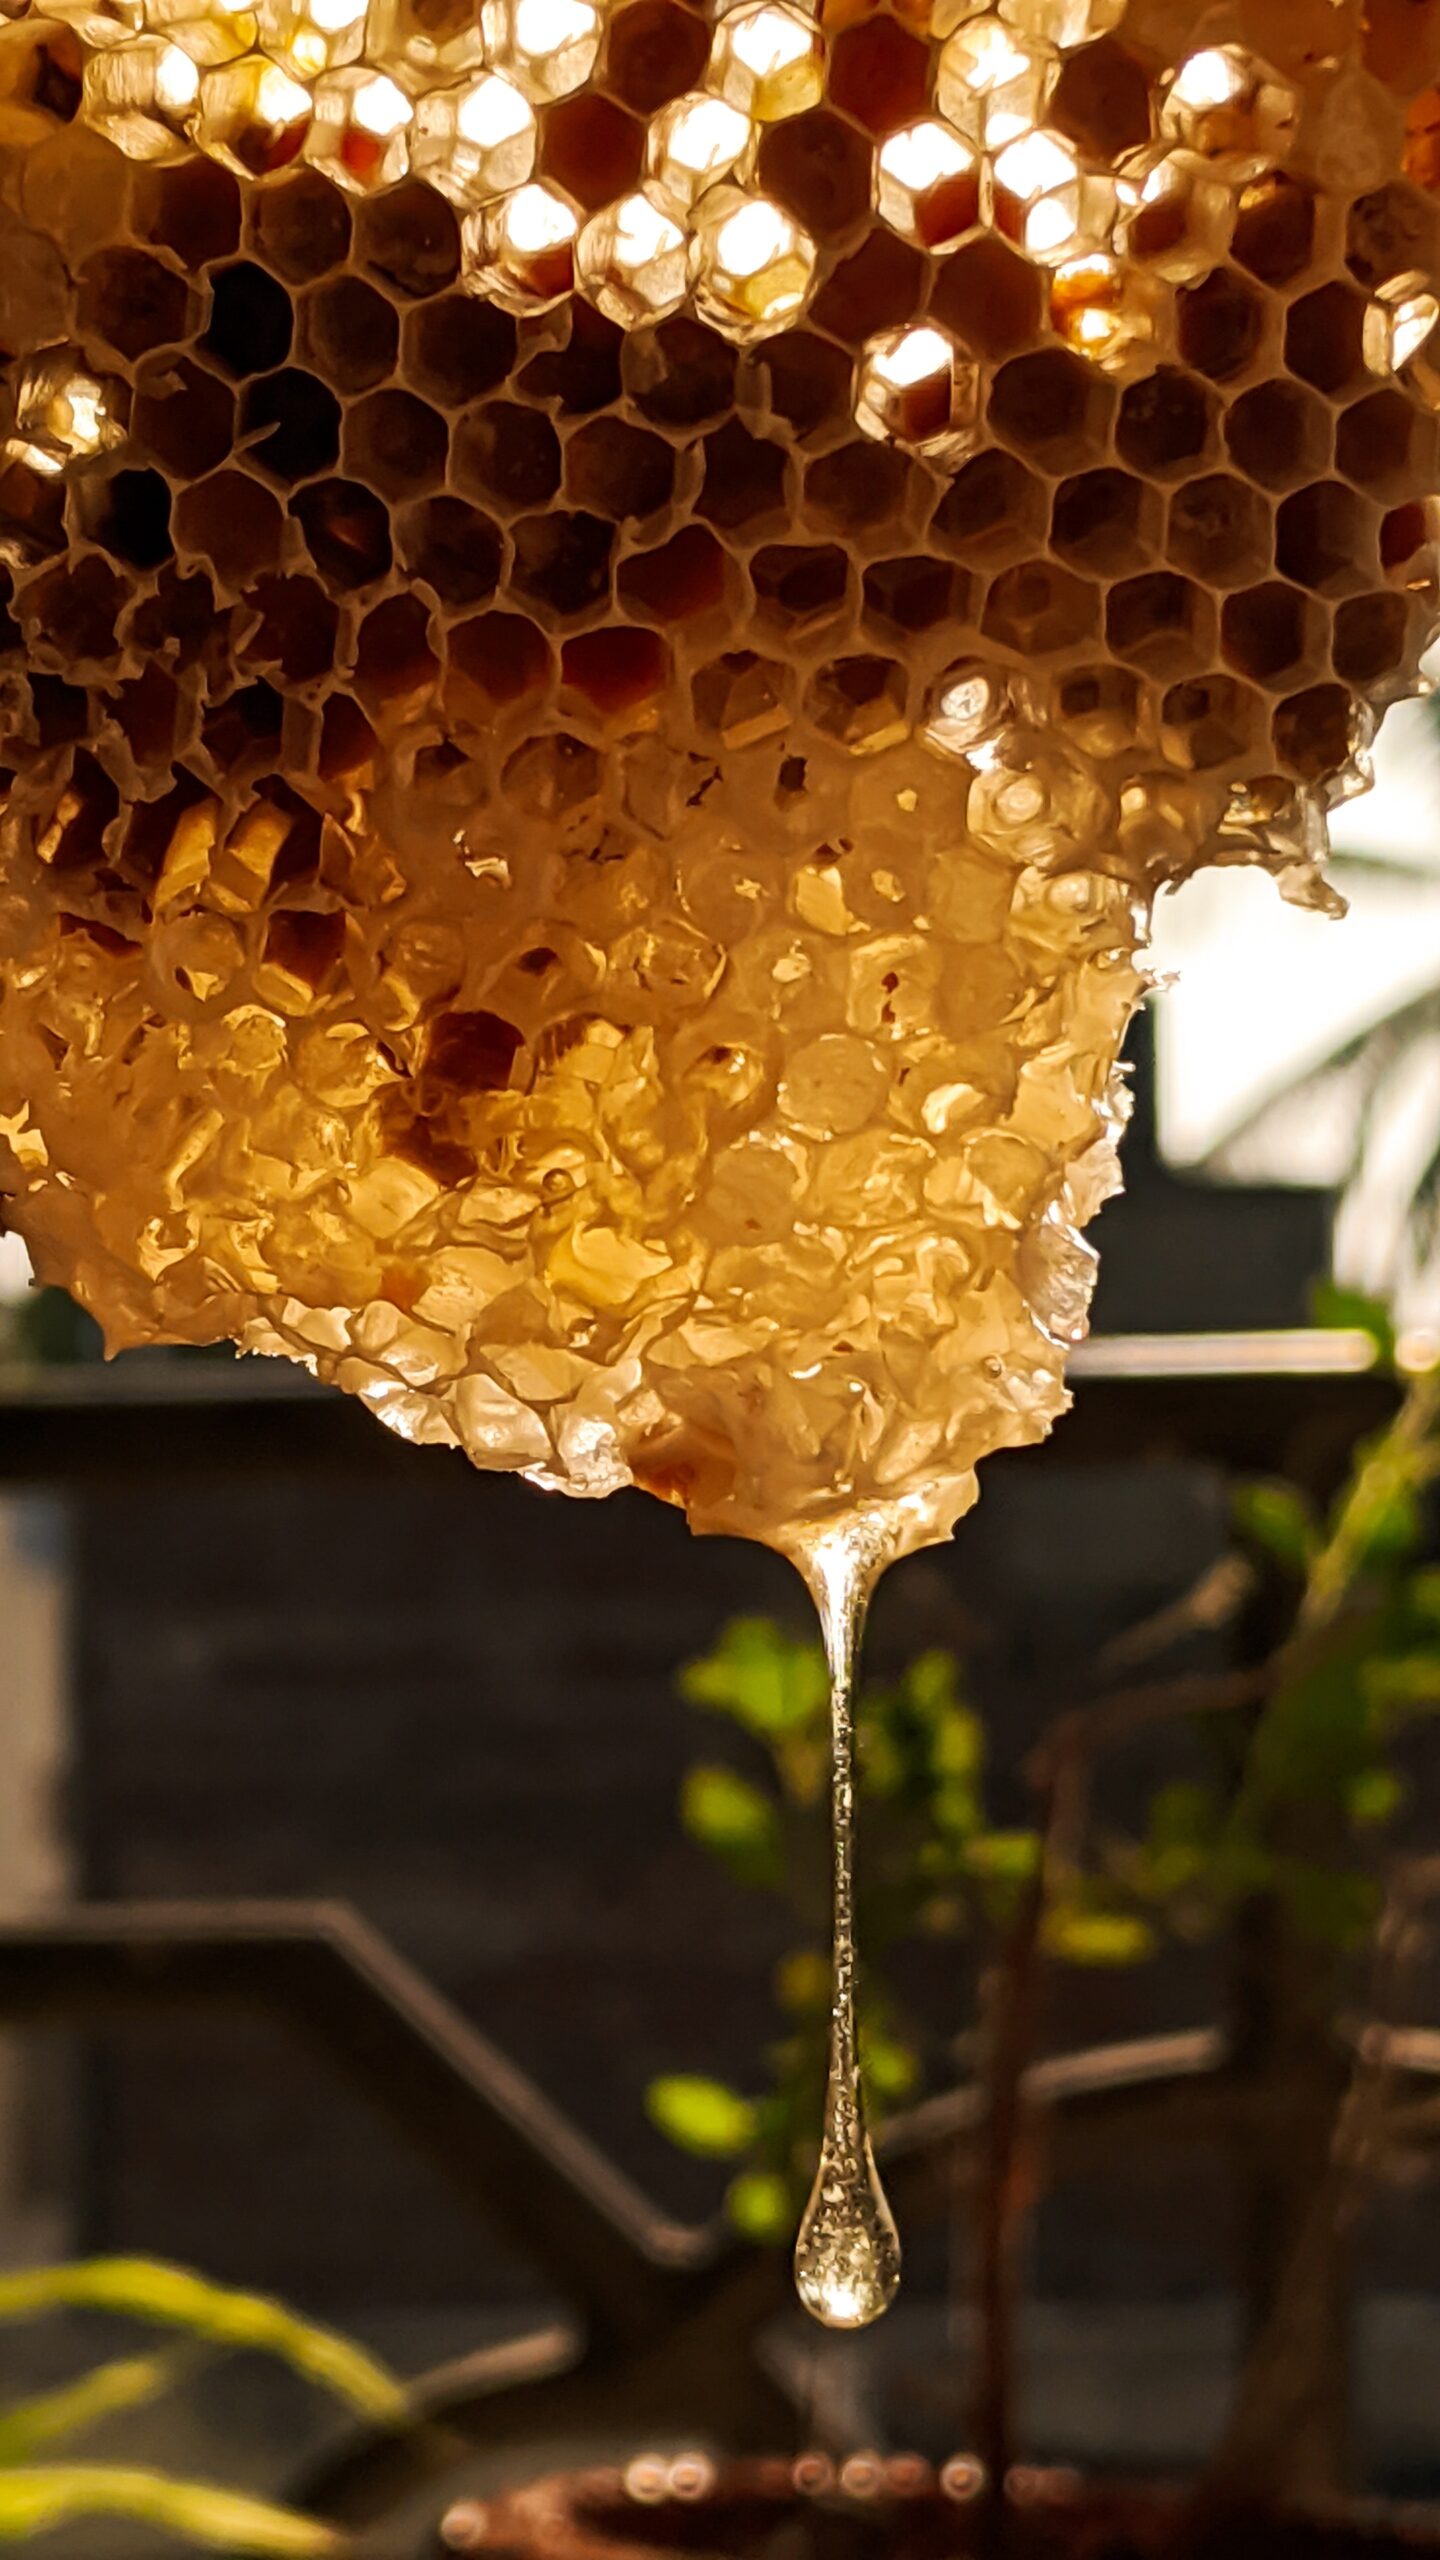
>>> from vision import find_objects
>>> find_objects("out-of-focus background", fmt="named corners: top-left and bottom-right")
top-left (6, 684), bottom-right (1440, 2537)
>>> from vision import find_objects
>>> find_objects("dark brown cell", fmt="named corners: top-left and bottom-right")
top-left (1226, 377), bottom-right (1330, 489)
top-left (202, 678), bottom-right (284, 776)
top-left (602, 0), bottom-right (709, 111)
top-left (983, 561), bottom-right (1097, 657)
top-left (1052, 663), bottom-right (1140, 756)
top-left (424, 1007), bottom-right (525, 1093)
top-left (452, 401), bottom-right (562, 510)
top-left (618, 525), bottom-right (729, 623)
top-left (1231, 171), bottom-right (1316, 285)
top-left (1336, 387), bottom-right (1438, 501)
top-left (203, 260), bottom-right (293, 376)
top-left (1167, 473), bottom-right (1272, 587)
top-left (1221, 581), bottom-right (1318, 684)
top-left (932, 448), bottom-right (1046, 566)
top-left (1050, 36), bottom-right (1152, 160)
top-left (125, 565), bottom-right (220, 665)
top-left (1160, 673), bottom-right (1263, 770)
top-left (1285, 281), bottom-right (1370, 396)
top-left (344, 388), bottom-right (448, 497)
top-left (174, 469), bottom-right (283, 588)
top-left (0, 459), bottom-right (65, 564)
top-left (78, 248), bottom-right (193, 363)
top-left (828, 15), bottom-right (929, 132)
top-left (354, 593), bottom-right (438, 711)
top-left (354, 179), bottom-right (460, 299)
top-left (74, 466), bottom-right (172, 571)
top-left (1276, 481), bottom-right (1375, 596)
top-left (1272, 682), bottom-right (1355, 779)
top-left (561, 625), bottom-right (670, 721)
top-left (402, 293), bottom-right (512, 406)
top-left (804, 654), bottom-right (907, 748)
top-left (400, 496), bottom-right (502, 607)
top-left (930, 233), bottom-right (1041, 356)
top-left (520, 303), bottom-right (623, 412)
top-left (862, 554), bottom-right (964, 635)
top-left (240, 574), bottom-right (340, 684)
top-left (1105, 571), bottom-right (1210, 678)
top-left (810, 228), bottom-right (928, 346)
top-left (318, 692), bottom-right (377, 782)
top-left (293, 477), bottom-right (393, 590)
top-left (136, 158), bottom-right (241, 266)
top-left (1332, 589), bottom-right (1410, 684)
top-left (303, 276), bottom-right (399, 393)
top-left (109, 661), bottom-right (180, 766)
top-left (1117, 366), bottom-right (1217, 478)
top-left (133, 358), bottom-right (236, 480)
top-left (1177, 267), bottom-right (1265, 382)
top-left (20, 556), bottom-right (129, 665)
top-left (240, 369), bottom-right (342, 484)
top-left (750, 542), bottom-right (851, 637)
top-left (1346, 179), bottom-right (1440, 286)
top-left (1049, 469), bottom-right (1153, 577)
top-left (758, 108), bottom-right (871, 244)
top-left (566, 416), bottom-right (674, 519)
top-left (541, 92), bottom-right (644, 207)
top-left (14, 24), bottom-right (82, 120)
top-left (806, 442), bottom-right (915, 542)
top-left (989, 347), bottom-right (1111, 472)
top-left (625, 315), bottom-right (736, 425)
top-left (250, 170), bottom-right (352, 283)
top-left (264, 906), bottom-right (346, 992)
top-left (697, 420), bottom-right (790, 535)
top-left (510, 510), bottom-right (615, 617)
top-left (756, 332), bottom-right (855, 443)
top-left (447, 611), bottom-right (551, 707)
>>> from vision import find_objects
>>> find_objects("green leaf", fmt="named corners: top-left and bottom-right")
top-left (1347, 1765), bottom-right (1405, 1827)
top-left (1043, 1906), bottom-right (1156, 1965)
top-left (678, 1620), bottom-right (827, 1739)
top-left (645, 2075), bottom-right (756, 2158)
top-left (0, 2266), bottom-right (405, 2428)
top-left (1231, 1480), bottom-right (1317, 1572)
top-left (0, 2469), bottom-right (336, 2554)
top-left (964, 1831), bottom-right (1040, 1884)
top-left (1309, 1282), bottom-right (1394, 1368)
top-left (725, 2171), bottom-right (792, 2245)
top-left (680, 1765), bottom-right (784, 1887)
top-left (857, 2026), bottom-right (918, 2107)
top-left (0, 2356), bottom-right (185, 2465)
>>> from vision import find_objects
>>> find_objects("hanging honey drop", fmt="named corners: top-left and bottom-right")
top-left (792, 1520), bottom-right (901, 2331)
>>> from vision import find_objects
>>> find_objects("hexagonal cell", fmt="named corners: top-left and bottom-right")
top-left (302, 68), bottom-right (415, 195)
top-left (293, 476), bottom-right (393, 588)
top-left (173, 467), bottom-right (283, 588)
top-left (396, 494), bottom-right (502, 608)
top-left (575, 187), bottom-right (687, 328)
top-left (1336, 387), bottom-right (1438, 501)
top-left (624, 314), bottom-right (735, 426)
top-left (134, 158), bottom-right (242, 265)
top-left (81, 33), bottom-right (203, 163)
top-left (74, 465), bottom-right (172, 570)
top-left (929, 235), bottom-right (1042, 358)
top-left (300, 275), bottom-right (399, 393)
top-left (803, 654), bottom-right (908, 754)
top-left (354, 178), bottom-right (461, 298)
top-left (644, 89), bottom-right (749, 208)
top-left (861, 554), bottom-right (966, 637)
top-left (1116, 151), bottom-right (1232, 283)
top-left (1117, 365), bottom-right (1217, 479)
top-left (1226, 377), bottom-right (1330, 490)
top-left (133, 357), bottom-right (236, 478)
top-left (1105, 570), bottom-right (1211, 678)
top-left (201, 259), bottom-right (294, 380)
top-left (1167, 473), bottom-right (1272, 588)
top-left (510, 509), bottom-right (615, 618)
top-left (806, 440), bottom-right (916, 543)
top-left (481, 0), bottom-right (603, 101)
top-left (875, 119), bottom-right (979, 255)
top-left (1051, 663), bottom-right (1141, 759)
top-left (696, 418), bottom-right (789, 533)
top-left (239, 367), bottom-right (342, 485)
top-left (77, 248), bottom-right (193, 362)
top-left (750, 541), bottom-right (851, 641)
top-left (758, 106), bottom-right (871, 247)
top-left (1177, 266), bottom-right (1266, 383)
top-left (827, 13), bottom-right (928, 132)
top-left (0, 459), bottom-right (66, 569)
top-left (565, 415), bottom-right (674, 519)
top-left (617, 524), bottom-right (730, 624)
top-left (758, 331), bottom-right (855, 443)
top-left (1, 22), bottom-right (83, 123)
top-left (403, 292), bottom-right (513, 406)
top-left (708, 0), bottom-right (822, 122)
top-left (690, 185), bottom-right (816, 341)
top-left (452, 400), bottom-right (562, 509)
top-left (983, 561), bottom-right (1098, 658)
top-left (1380, 497), bottom-right (1438, 581)
top-left (989, 347), bottom-right (1112, 473)
top-left (692, 648), bottom-right (790, 747)
top-left (1160, 672), bottom-right (1264, 770)
top-left (1158, 44), bottom-right (1299, 165)
top-left (1347, 180), bottom-right (1440, 289)
top-left (17, 557), bottom-right (130, 666)
top-left (196, 57), bottom-right (312, 182)
top-left (1285, 281), bottom-right (1370, 397)
top-left (854, 323), bottom-right (977, 459)
top-left (1332, 588), bottom-right (1411, 686)
top-left (810, 227), bottom-right (927, 348)
top-left (202, 679), bottom-right (285, 780)
top-left (249, 169), bottom-right (352, 283)
top-left (1272, 681), bottom-right (1355, 781)
top-left (447, 611), bottom-right (551, 710)
top-left (316, 691), bottom-right (377, 782)
top-left (1275, 480), bottom-right (1376, 597)
top-left (1220, 580), bottom-right (1320, 686)
top-left (560, 625), bottom-right (669, 727)
top-left (1050, 253), bottom-right (1151, 370)
top-left (603, 0), bottom-right (709, 114)
top-left (344, 387), bottom-right (448, 497)
top-left (462, 178), bottom-right (578, 313)
top-left (931, 448), bottom-right (1046, 568)
top-left (1231, 169), bottom-right (1315, 285)
top-left (354, 592), bottom-right (438, 715)
top-left (521, 302), bottom-right (624, 412)
top-left (123, 564), bottom-right (220, 664)
top-left (239, 573), bottom-right (340, 683)
top-left (1050, 37), bottom-right (1152, 160)
top-left (541, 90), bottom-right (644, 207)
top-left (1050, 467), bottom-right (1155, 577)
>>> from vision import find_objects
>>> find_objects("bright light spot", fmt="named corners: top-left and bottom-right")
top-left (351, 67), bottom-right (409, 128)
top-left (715, 194), bottom-right (790, 276)
top-left (456, 66), bottom-right (530, 141)
top-left (994, 125), bottom-right (1076, 202)
top-left (873, 321), bottom-right (950, 388)
top-left (654, 91), bottom-right (749, 187)
top-left (512, 0), bottom-right (592, 55)
top-left (256, 59), bottom-right (311, 120)
top-left (728, 0), bottom-right (809, 74)
top-left (154, 38), bottom-right (200, 102)
top-left (503, 178), bottom-right (577, 251)
top-left (608, 186), bottom-right (682, 269)
top-left (942, 14), bottom-right (1027, 92)
top-left (1170, 46), bottom-right (1244, 108)
top-left (878, 116), bottom-right (970, 192)
top-left (1365, 276), bottom-right (1440, 374)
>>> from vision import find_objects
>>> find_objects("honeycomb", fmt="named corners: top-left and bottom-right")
top-left (2, 0), bottom-right (1440, 1564)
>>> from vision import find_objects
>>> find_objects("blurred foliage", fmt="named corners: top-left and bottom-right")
top-left (0, 2257), bottom-right (407, 2552)
top-left (648, 1620), bottom-right (1157, 2239)
top-left (650, 1287), bottom-right (1440, 2240)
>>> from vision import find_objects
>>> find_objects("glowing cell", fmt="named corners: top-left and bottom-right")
top-left (463, 178), bottom-right (578, 310)
top-left (81, 34), bottom-right (199, 155)
top-left (362, 0), bottom-right (481, 79)
top-left (709, 0), bottom-right (823, 123)
top-left (480, 0), bottom-right (601, 102)
top-left (1364, 268), bottom-right (1440, 375)
top-left (195, 51), bottom-right (311, 173)
top-left (855, 323), bottom-right (977, 458)
top-left (1159, 46), bottom-right (1300, 170)
top-left (875, 119), bottom-right (980, 252)
top-left (1050, 251), bottom-right (1150, 365)
top-left (254, 0), bottom-right (362, 78)
top-left (3, 350), bottom-right (122, 477)
top-left (689, 186), bottom-right (816, 340)
top-left (577, 186), bottom-right (687, 327)
top-left (411, 70), bottom-right (534, 203)
top-left (645, 90), bottom-right (750, 209)
top-left (303, 64), bottom-right (411, 188)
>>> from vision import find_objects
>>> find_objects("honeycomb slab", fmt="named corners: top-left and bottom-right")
top-left (2, 0), bottom-right (1439, 1557)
